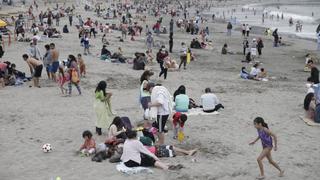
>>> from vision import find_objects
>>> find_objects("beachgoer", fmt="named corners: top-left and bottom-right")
top-left (172, 112), bottom-right (187, 139)
top-left (221, 44), bottom-right (228, 54)
top-left (43, 44), bottom-right (51, 79)
top-left (140, 70), bottom-right (154, 122)
top-left (79, 130), bottom-right (96, 156)
top-left (227, 22), bottom-right (232, 36)
top-left (246, 24), bottom-right (251, 37)
top-left (304, 93), bottom-right (315, 121)
top-left (101, 45), bottom-right (112, 60)
top-left (108, 116), bottom-right (126, 138)
top-left (22, 54), bottom-right (43, 88)
top-left (179, 42), bottom-right (187, 69)
top-left (249, 117), bottom-right (284, 180)
top-left (82, 33), bottom-right (90, 55)
top-left (307, 60), bottom-right (319, 84)
top-left (200, 88), bottom-right (224, 113)
top-left (121, 130), bottom-right (169, 169)
top-left (67, 55), bottom-right (81, 96)
top-left (272, 29), bottom-right (279, 47)
top-left (57, 65), bottom-right (68, 95)
top-left (173, 85), bottom-right (189, 112)
top-left (94, 81), bottom-right (114, 135)
top-left (243, 38), bottom-right (249, 56)
top-left (77, 54), bottom-right (86, 77)
top-left (251, 39), bottom-right (257, 61)
top-left (49, 43), bottom-right (59, 82)
top-left (317, 33), bottom-right (320, 51)
top-left (250, 63), bottom-right (261, 77)
top-left (147, 83), bottom-right (173, 145)
top-left (242, 24), bottom-right (246, 36)
top-left (257, 38), bottom-right (264, 56)
top-left (157, 46), bottom-right (169, 80)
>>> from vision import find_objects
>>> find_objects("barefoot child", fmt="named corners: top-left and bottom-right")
top-left (58, 66), bottom-right (69, 94)
top-left (77, 54), bottom-right (86, 77)
top-left (172, 112), bottom-right (187, 139)
top-left (249, 117), bottom-right (284, 179)
top-left (79, 130), bottom-right (96, 156)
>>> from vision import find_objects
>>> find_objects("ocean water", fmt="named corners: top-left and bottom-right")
top-left (204, 1), bottom-right (320, 40)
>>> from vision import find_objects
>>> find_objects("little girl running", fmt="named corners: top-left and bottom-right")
top-left (249, 117), bottom-right (284, 179)
top-left (58, 66), bottom-right (69, 94)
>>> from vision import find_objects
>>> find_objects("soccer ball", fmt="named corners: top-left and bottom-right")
top-left (42, 143), bottom-right (52, 153)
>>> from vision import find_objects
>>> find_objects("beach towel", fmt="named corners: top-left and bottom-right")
top-left (149, 86), bottom-right (173, 120)
top-left (183, 108), bottom-right (219, 116)
top-left (116, 162), bottom-right (153, 175)
top-left (299, 116), bottom-right (320, 126)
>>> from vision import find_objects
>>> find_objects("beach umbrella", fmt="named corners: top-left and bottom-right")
top-left (0, 19), bottom-right (7, 27)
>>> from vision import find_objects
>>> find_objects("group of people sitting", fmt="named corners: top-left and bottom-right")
top-left (240, 63), bottom-right (268, 81)
top-left (0, 61), bottom-right (30, 88)
top-left (79, 116), bottom-right (197, 170)
top-left (173, 85), bottom-right (224, 113)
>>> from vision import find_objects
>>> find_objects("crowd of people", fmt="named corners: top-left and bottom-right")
top-left (1, 0), bottom-right (320, 178)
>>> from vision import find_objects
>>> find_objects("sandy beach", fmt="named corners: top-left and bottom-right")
top-left (0, 0), bottom-right (320, 180)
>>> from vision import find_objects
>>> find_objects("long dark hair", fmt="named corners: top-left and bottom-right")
top-left (110, 116), bottom-right (124, 130)
top-left (254, 117), bottom-right (269, 129)
top-left (140, 70), bottom-right (154, 84)
top-left (95, 81), bottom-right (107, 96)
top-left (304, 93), bottom-right (314, 111)
top-left (173, 85), bottom-right (186, 101)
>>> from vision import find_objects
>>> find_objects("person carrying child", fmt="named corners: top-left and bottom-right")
top-left (172, 112), bottom-right (187, 139)
top-left (79, 130), bottom-right (96, 156)
top-left (249, 117), bottom-right (284, 179)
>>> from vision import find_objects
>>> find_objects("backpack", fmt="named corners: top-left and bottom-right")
top-left (155, 145), bottom-right (175, 158)
top-left (70, 68), bottom-right (79, 83)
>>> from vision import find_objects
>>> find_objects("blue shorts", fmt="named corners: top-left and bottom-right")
top-left (49, 61), bottom-right (59, 73)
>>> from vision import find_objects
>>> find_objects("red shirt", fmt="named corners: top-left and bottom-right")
top-left (173, 112), bottom-right (184, 128)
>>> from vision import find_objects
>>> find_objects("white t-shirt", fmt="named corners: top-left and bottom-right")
top-left (201, 93), bottom-right (220, 111)
top-left (156, 92), bottom-right (170, 115)
top-left (250, 67), bottom-right (261, 76)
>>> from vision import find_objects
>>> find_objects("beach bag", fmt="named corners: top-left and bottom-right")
top-left (70, 68), bottom-right (79, 83)
top-left (186, 53), bottom-right (191, 64)
top-left (155, 145), bottom-right (175, 158)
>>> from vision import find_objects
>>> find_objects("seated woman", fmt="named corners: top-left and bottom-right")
top-left (101, 45), bottom-right (112, 60)
top-left (108, 116), bottom-right (127, 139)
top-left (63, 25), bottom-right (69, 33)
top-left (240, 67), bottom-right (251, 79)
top-left (173, 85), bottom-right (189, 112)
top-left (304, 93), bottom-right (315, 121)
top-left (121, 130), bottom-right (169, 170)
top-left (200, 88), bottom-right (224, 113)
top-left (255, 68), bottom-right (268, 81)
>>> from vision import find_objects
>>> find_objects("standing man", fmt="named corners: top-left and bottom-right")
top-left (28, 42), bottom-right (41, 60)
top-left (22, 54), bottom-right (43, 88)
top-left (147, 83), bottom-right (173, 145)
top-left (49, 43), bottom-right (59, 82)
top-left (169, 19), bottom-right (174, 38)
top-left (68, 10), bottom-right (73, 26)
top-left (317, 33), bottom-right (320, 51)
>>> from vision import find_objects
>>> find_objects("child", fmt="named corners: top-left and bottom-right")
top-left (58, 66), bottom-right (69, 94)
top-left (77, 54), bottom-right (86, 77)
top-left (172, 112), bottom-right (188, 139)
top-left (249, 117), bottom-right (284, 179)
top-left (79, 130), bottom-right (96, 156)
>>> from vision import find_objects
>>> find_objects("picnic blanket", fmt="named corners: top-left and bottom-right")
top-left (116, 162), bottom-right (153, 175)
top-left (181, 108), bottom-right (220, 116)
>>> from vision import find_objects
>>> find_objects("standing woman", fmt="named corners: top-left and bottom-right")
top-left (94, 81), bottom-right (114, 135)
top-left (67, 55), bottom-right (81, 96)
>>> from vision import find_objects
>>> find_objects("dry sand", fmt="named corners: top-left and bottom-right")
top-left (0, 0), bottom-right (320, 180)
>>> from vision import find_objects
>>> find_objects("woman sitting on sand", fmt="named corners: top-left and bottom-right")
top-left (250, 63), bottom-right (261, 77)
top-left (304, 93), bottom-right (316, 121)
top-left (108, 116), bottom-right (127, 139)
top-left (100, 45), bottom-right (112, 60)
top-left (121, 130), bottom-right (169, 170)
top-left (173, 85), bottom-right (189, 112)
top-left (240, 67), bottom-right (253, 79)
